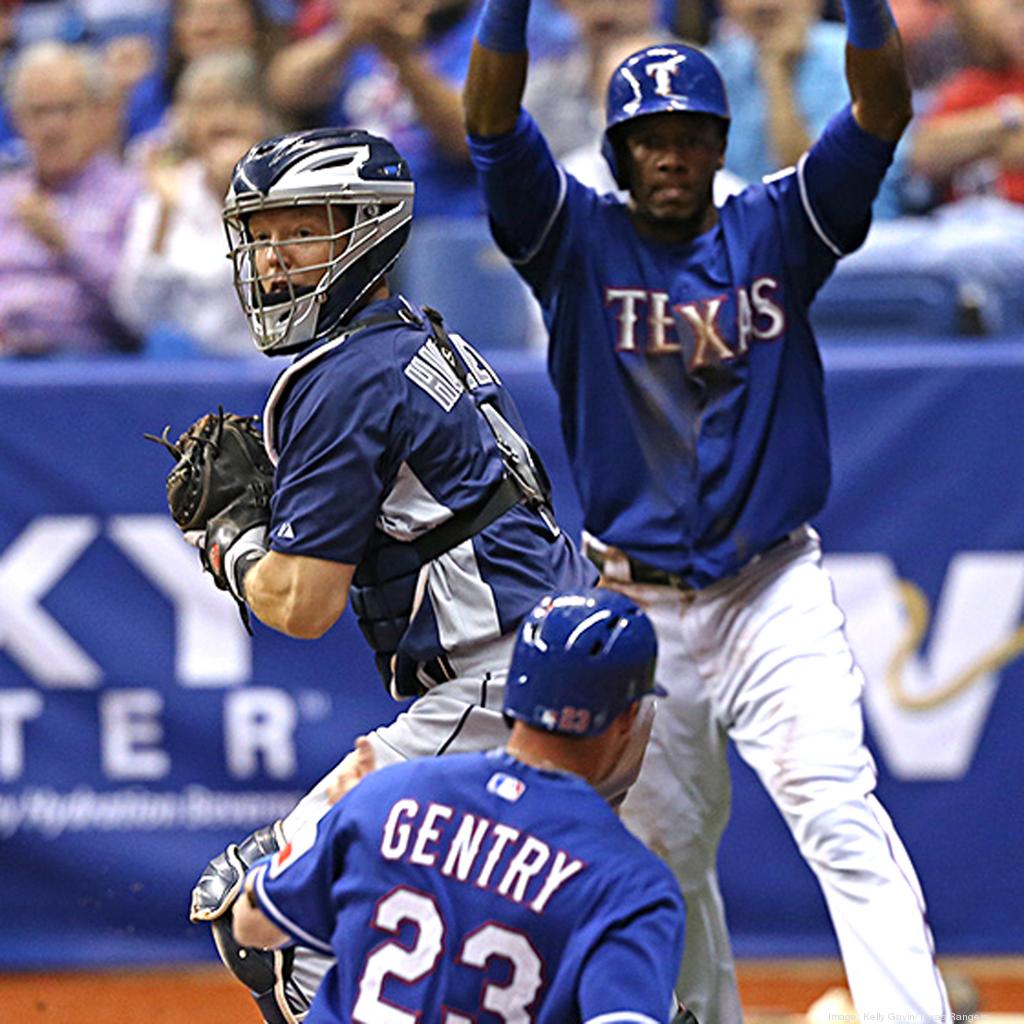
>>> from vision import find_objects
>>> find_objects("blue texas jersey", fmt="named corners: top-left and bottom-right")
top-left (261, 295), bottom-right (595, 664)
top-left (469, 105), bottom-right (897, 586)
top-left (249, 749), bottom-right (686, 1024)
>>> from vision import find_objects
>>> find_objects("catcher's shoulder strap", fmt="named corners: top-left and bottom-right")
top-left (418, 306), bottom-right (555, 535)
top-left (350, 307), bottom-right (559, 697)
top-left (261, 304), bottom-right (419, 464)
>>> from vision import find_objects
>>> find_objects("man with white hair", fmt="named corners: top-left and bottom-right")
top-left (0, 41), bottom-right (139, 357)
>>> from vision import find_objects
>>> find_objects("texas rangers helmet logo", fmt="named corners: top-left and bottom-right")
top-left (645, 53), bottom-right (688, 98)
top-left (621, 52), bottom-right (688, 116)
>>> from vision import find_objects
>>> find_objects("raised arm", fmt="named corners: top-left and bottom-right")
top-left (841, 0), bottom-right (914, 142)
top-left (462, 0), bottom-right (530, 137)
top-left (265, 24), bottom-right (358, 116)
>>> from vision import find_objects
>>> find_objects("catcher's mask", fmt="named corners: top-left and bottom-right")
top-left (224, 127), bottom-right (414, 356)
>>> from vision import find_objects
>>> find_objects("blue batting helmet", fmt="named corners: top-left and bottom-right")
top-left (602, 43), bottom-right (730, 188)
top-left (223, 127), bottom-right (414, 356)
top-left (503, 589), bottom-right (662, 737)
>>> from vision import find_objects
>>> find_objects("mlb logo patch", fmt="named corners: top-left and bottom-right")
top-left (539, 708), bottom-right (559, 730)
top-left (486, 772), bottom-right (526, 803)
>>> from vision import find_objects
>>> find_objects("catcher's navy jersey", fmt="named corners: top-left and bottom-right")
top-left (470, 105), bottom-right (897, 585)
top-left (262, 295), bottom-right (595, 663)
top-left (249, 749), bottom-right (686, 1024)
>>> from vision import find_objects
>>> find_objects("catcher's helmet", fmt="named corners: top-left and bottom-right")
top-left (223, 127), bottom-right (414, 355)
top-left (504, 588), bottom-right (662, 737)
top-left (602, 42), bottom-right (730, 188)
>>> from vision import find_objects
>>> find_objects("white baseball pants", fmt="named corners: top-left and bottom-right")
top-left (614, 526), bottom-right (951, 1024)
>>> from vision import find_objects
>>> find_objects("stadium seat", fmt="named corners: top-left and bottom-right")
top-left (811, 266), bottom-right (964, 337)
top-left (393, 217), bottom-right (543, 350)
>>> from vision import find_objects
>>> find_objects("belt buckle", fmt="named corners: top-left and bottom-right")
top-left (598, 548), bottom-right (633, 585)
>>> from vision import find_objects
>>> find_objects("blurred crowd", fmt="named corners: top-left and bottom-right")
top-left (0, 0), bottom-right (1021, 359)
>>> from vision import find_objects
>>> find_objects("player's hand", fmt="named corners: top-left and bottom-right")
top-left (103, 34), bottom-right (155, 97)
top-left (997, 95), bottom-right (1024, 168)
top-left (340, 0), bottom-right (425, 55)
top-left (144, 150), bottom-right (185, 210)
top-left (755, 0), bottom-right (812, 72)
top-left (16, 191), bottom-right (67, 253)
top-left (327, 736), bottom-right (377, 804)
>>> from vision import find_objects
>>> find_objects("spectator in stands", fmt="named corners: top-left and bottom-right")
top-left (705, 0), bottom-right (908, 216)
top-left (123, 0), bottom-right (284, 145)
top-left (112, 51), bottom-right (276, 357)
top-left (889, 0), bottom-right (968, 91)
top-left (266, 0), bottom-right (483, 218)
top-left (910, 0), bottom-right (1024, 205)
top-left (520, 0), bottom-right (659, 158)
top-left (706, 0), bottom-right (848, 182)
top-left (0, 41), bottom-right (140, 357)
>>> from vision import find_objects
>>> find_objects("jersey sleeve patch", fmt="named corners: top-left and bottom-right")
top-left (405, 339), bottom-right (465, 411)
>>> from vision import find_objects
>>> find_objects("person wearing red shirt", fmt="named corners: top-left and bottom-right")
top-left (912, 0), bottom-right (1024, 203)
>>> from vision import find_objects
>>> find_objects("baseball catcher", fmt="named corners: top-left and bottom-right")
top-left (145, 123), bottom-right (601, 1024)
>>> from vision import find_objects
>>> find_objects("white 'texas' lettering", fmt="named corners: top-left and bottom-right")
top-left (675, 295), bottom-right (730, 370)
top-left (606, 287), bottom-right (647, 352)
top-left (605, 278), bottom-right (783, 361)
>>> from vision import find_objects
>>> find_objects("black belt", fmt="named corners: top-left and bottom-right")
top-left (585, 533), bottom-right (794, 592)
top-left (585, 547), bottom-right (697, 591)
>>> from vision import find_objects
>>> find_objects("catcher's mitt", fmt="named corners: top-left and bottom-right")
top-left (145, 408), bottom-right (274, 533)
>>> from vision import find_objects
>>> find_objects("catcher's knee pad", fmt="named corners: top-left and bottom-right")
top-left (190, 822), bottom-right (311, 1024)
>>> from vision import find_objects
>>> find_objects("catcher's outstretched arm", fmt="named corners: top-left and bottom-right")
top-left (244, 552), bottom-right (354, 639)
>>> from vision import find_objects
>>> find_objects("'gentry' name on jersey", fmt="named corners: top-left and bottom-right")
top-left (379, 782), bottom-right (585, 914)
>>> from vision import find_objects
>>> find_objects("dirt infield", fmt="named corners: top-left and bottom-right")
top-left (1, 958), bottom-right (1021, 1022)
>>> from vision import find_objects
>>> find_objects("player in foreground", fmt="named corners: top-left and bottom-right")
top-left (464, 1), bottom-right (950, 1022)
top-left (162, 127), bottom-right (600, 1022)
top-left (233, 587), bottom-right (689, 1024)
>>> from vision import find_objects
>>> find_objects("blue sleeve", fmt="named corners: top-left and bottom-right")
top-left (270, 346), bottom-right (404, 563)
top-left (250, 805), bottom-right (350, 954)
top-left (576, 878), bottom-right (686, 1024)
top-left (467, 111), bottom-right (567, 271)
top-left (798, 103), bottom-right (897, 256)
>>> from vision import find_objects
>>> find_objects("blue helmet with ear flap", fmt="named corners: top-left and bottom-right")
top-left (503, 588), bottom-right (662, 737)
top-left (602, 42), bottom-right (730, 188)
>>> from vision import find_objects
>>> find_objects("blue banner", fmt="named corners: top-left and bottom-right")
top-left (1, 341), bottom-right (1022, 967)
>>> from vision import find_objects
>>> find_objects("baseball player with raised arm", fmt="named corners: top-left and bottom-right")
top-left (181, 126), bottom-right (601, 1023)
top-left (463, 2), bottom-right (951, 1022)
top-left (232, 588), bottom-right (689, 1024)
